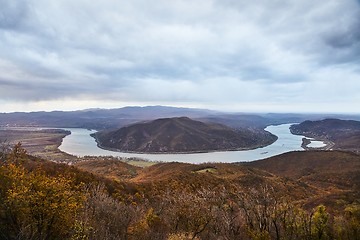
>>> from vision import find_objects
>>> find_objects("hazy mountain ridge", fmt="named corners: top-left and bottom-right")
top-left (0, 106), bottom-right (217, 130)
top-left (93, 117), bottom-right (277, 153)
top-left (2, 106), bottom-right (360, 131)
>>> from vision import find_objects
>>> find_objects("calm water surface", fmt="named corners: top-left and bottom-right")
top-left (58, 124), bottom-right (325, 163)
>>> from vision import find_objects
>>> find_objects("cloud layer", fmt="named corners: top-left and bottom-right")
top-left (1, 0), bottom-right (360, 112)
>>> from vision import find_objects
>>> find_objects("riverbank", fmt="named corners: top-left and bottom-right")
top-left (0, 127), bottom-right (154, 167)
top-left (57, 124), bottom-right (310, 163)
top-left (1, 124), bottom-right (331, 164)
top-left (301, 137), bottom-right (334, 150)
top-left (0, 128), bottom-right (75, 162)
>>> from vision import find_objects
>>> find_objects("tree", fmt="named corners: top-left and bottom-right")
top-left (335, 204), bottom-right (360, 240)
top-left (0, 140), bottom-right (11, 163)
top-left (81, 184), bottom-right (142, 240)
top-left (0, 163), bottom-right (85, 239)
top-left (312, 205), bottom-right (330, 240)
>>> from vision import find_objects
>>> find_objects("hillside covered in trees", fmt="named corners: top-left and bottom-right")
top-left (0, 143), bottom-right (359, 239)
top-left (290, 119), bottom-right (360, 152)
top-left (93, 117), bottom-right (277, 153)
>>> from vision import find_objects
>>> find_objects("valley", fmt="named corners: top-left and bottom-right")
top-left (2, 1), bottom-right (360, 238)
top-left (0, 107), bottom-right (360, 239)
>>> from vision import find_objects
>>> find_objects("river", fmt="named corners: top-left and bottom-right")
top-left (58, 124), bottom-right (326, 163)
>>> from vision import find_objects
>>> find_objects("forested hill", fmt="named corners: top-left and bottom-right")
top-left (93, 117), bottom-right (277, 153)
top-left (290, 118), bottom-right (360, 152)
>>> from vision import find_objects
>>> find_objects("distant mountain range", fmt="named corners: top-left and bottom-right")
top-left (1, 105), bottom-right (360, 130)
top-left (0, 106), bottom-right (217, 130)
top-left (93, 117), bottom-right (277, 153)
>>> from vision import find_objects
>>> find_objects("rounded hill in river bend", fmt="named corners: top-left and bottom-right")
top-left (93, 117), bottom-right (277, 153)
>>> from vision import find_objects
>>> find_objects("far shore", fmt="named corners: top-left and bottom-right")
top-left (91, 133), bottom-right (278, 155)
top-left (301, 137), bottom-right (335, 151)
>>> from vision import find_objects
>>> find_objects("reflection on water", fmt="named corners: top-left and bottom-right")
top-left (59, 124), bottom-right (322, 163)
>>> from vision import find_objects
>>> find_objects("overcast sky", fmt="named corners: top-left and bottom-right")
top-left (1, 0), bottom-right (360, 113)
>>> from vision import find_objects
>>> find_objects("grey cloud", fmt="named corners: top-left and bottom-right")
top-left (0, 0), bottom-right (28, 29)
top-left (0, 0), bottom-right (360, 112)
top-left (325, 25), bottom-right (360, 49)
top-left (318, 2), bottom-right (360, 65)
